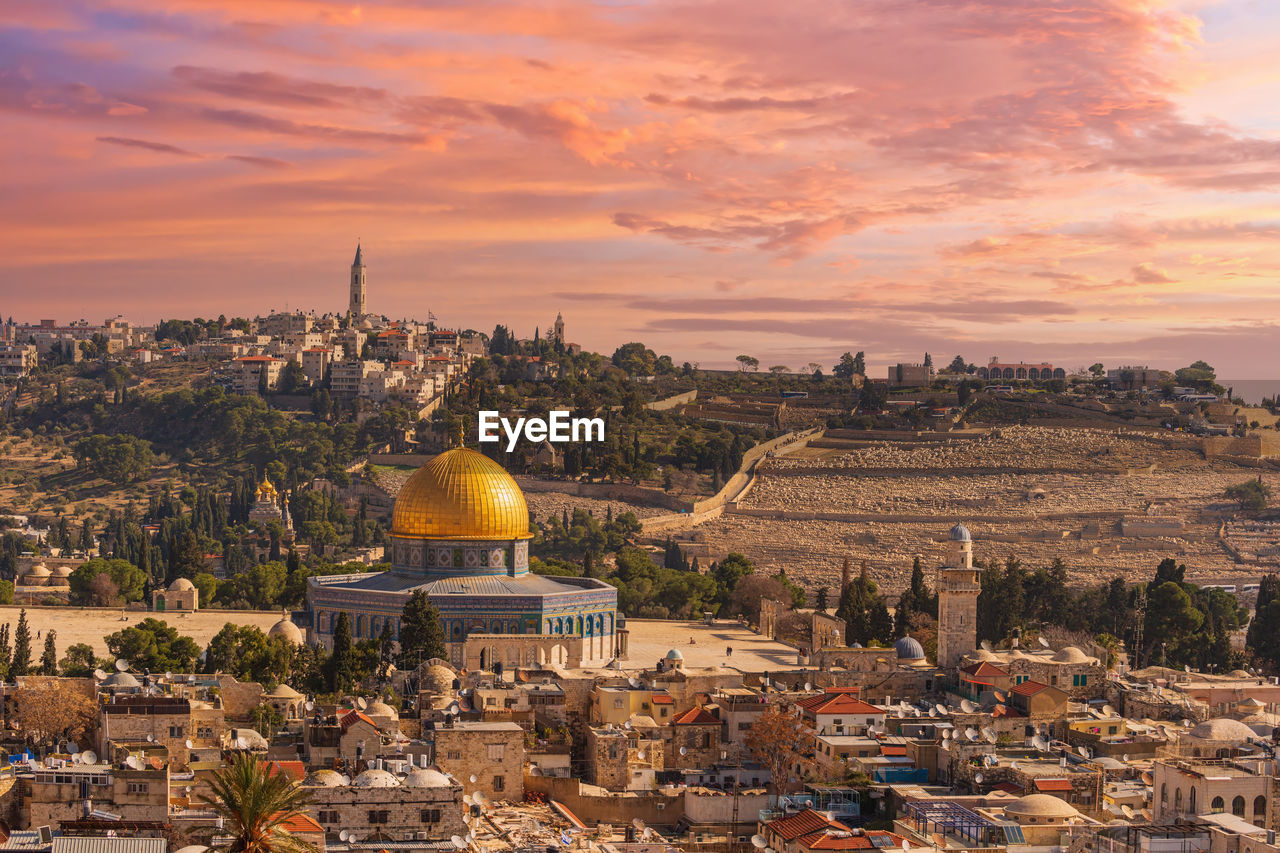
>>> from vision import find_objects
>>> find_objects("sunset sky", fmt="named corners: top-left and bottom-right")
top-left (3, 0), bottom-right (1280, 375)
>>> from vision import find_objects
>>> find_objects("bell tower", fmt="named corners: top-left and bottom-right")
top-left (937, 523), bottom-right (981, 669)
top-left (349, 243), bottom-right (367, 319)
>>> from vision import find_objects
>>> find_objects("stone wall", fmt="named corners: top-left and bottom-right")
top-left (523, 775), bottom-right (678, 826)
top-left (433, 721), bottom-right (525, 802)
top-left (306, 780), bottom-right (465, 842)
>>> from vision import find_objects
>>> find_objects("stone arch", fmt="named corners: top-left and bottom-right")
top-left (1233, 796), bottom-right (1245, 817)
top-left (1254, 795), bottom-right (1266, 818)
top-left (1211, 796), bottom-right (1224, 814)
top-left (1188, 789), bottom-right (1196, 813)
top-left (1175, 788), bottom-right (1183, 812)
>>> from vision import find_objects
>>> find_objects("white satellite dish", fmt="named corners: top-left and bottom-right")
top-left (974, 772), bottom-right (984, 784)
top-left (305, 701), bottom-right (315, 711)
top-left (966, 730), bottom-right (979, 742)
top-left (356, 697), bottom-right (368, 710)
top-left (1010, 761), bottom-right (1019, 770)
top-left (752, 836), bottom-right (768, 849)
top-left (125, 755), bottom-right (141, 770)
top-left (804, 682), bottom-right (812, 692)
top-left (623, 720), bottom-right (632, 730)
top-left (236, 737), bottom-right (249, 750)
top-left (980, 640), bottom-right (993, 652)
top-left (164, 672), bottom-right (172, 681)
top-left (473, 792), bottom-right (486, 806)
top-left (82, 750), bottom-right (97, 764)
top-left (462, 793), bottom-right (474, 806)
top-left (469, 774), bottom-right (478, 784)
top-left (928, 707), bottom-right (937, 718)
top-left (984, 730), bottom-right (997, 744)
top-left (1121, 805), bottom-right (1134, 819)
top-left (338, 775), bottom-right (350, 785)
top-left (679, 747), bottom-right (687, 756)
top-left (982, 726), bottom-right (996, 739)
top-left (960, 699), bottom-right (976, 713)
top-left (115, 659), bottom-right (129, 671)
top-left (941, 730), bottom-right (951, 740)
top-left (1038, 636), bottom-right (1050, 649)
top-left (902, 841), bottom-right (910, 852)
top-left (1032, 735), bottom-right (1049, 751)
top-left (1122, 753), bottom-right (1129, 762)
top-left (339, 831), bottom-right (350, 842)
top-left (146, 734), bottom-right (154, 742)
top-left (185, 739), bottom-right (193, 749)
top-left (935, 704), bottom-right (947, 716)
top-left (637, 750), bottom-right (646, 760)
top-left (93, 668), bottom-right (107, 680)
top-left (1102, 704), bottom-right (1115, 716)
top-left (451, 836), bottom-right (465, 850)
top-left (1077, 746), bottom-right (1089, 757)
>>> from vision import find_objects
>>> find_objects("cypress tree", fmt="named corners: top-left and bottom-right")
top-left (40, 630), bottom-right (57, 675)
top-left (11, 609), bottom-right (32, 677)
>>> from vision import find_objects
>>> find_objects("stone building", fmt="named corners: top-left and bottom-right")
top-left (21, 761), bottom-right (169, 828)
top-left (304, 763), bottom-right (465, 843)
top-left (585, 724), bottom-right (664, 791)
top-left (152, 577), bottom-right (198, 612)
top-left (666, 707), bottom-right (726, 770)
top-left (304, 708), bottom-right (382, 768)
top-left (99, 695), bottom-right (223, 770)
top-left (1152, 754), bottom-right (1270, 827)
top-left (431, 720), bottom-right (525, 802)
top-left (937, 524), bottom-right (980, 670)
top-left (248, 476), bottom-right (293, 537)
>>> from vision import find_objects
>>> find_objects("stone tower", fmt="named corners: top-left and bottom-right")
top-left (936, 523), bottom-right (980, 669)
top-left (349, 244), bottom-right (367, 319)
top-left (553, 312), bottom-right (565, 344)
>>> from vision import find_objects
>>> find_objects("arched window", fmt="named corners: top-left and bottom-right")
top-left (1255, 795), bottom-right (1266, 817)
top-left (1211, 797), bottom-right (1224, 814)
top-left (1233, 796), bottom-right (1245, 817)
top-left (1188, 789), bottom-right (1197, 813)
top-left (356, 614), bottom-right (367, 638)
top-left (1175, 788), bottom-right (1183, 812)
top-left (1160, 784), bottom-right (1167, 805)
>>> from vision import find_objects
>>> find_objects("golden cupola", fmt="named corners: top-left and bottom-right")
top-left (391, 448), bottom-right (531, 541)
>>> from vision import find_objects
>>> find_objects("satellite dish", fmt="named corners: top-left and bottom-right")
top-left (902, 842), bottom-right (910, 852)
top-left (462, 793), bottom-right (474, 806)
top-left (1102, 704), bottom-right (1115, 716)
top-left (935, 704), bottom-right (947, 716)
top-left (473, 792), bottom-right (486, 806)
top-left (941, 730), bottom-right (951, 740)
top-left (804, 682), bottom-right (812, 692)
top-left (1122, 753), bottom-right (1129, 762)
top-left (305, 701), bottom-right (315, 711)
top-left (961, 699), bottom-right (976, 713)
top-left (1141, 809), bottom-right (1152, 821)
top-left (236, 737), bottom-right (249, 750)
top-left (1032, 735), bottom-right (1049, 751)
top-left (146, 734), bottom-right (154, 742)
top-left (82, 750), bottom-right (97, 765)
top-left (966, 730), bottom-right (979, 742)
top-left (623, 720), bottom-right (632, 730)
top-left (115, 659), bottom-right (129, 671)
top-left (1077, 746), bottom-right (1089, 757)
top-left (356, 697), bottom-right (368, 710)
top-left (164, 672), bottom-right (172, 681)
top-left (185, 739), bottom-right (193, 749)
top-left (125, 756), bottom-right (141, 770)
top-left (628, 678), bottom-right (640, 688)
top-left (469, 774), bottom-right (478, 783)
top-left (1140, 771), bottom-right (1153, 785)
top-left (1122, 805), bottom-right (1134, 819)
top-left (680, 747), bottom-right (687, 756)
top-left (928, 707), bottom-right (937, 718)
top-left (338, 774), bottom-right (350, 785)
top-left (632, 819), bottom-right (646, 830)
top-left (1184, 665), bottom-right (1191, 673)
top-left (1182, 719), bottom-right (1192, 728)
top-left (636, 750), bottom-right (646, 760)
top-left (984, 730), bottom-right (998, 744)
top-left (980, 640), bottom-right (993, 652)
top-left (451, 837), bottom-right (465, 850)
top-left (1010, 761), bottom-right (1019, 770)
top-left (992, 691), bottom-right (1006, 702)
top-left (974, 772), bottom-right (984, 784)
top-left (339, 831), bottom-right (350, 842)
top-left (752, 836), bottom-right (768, 849)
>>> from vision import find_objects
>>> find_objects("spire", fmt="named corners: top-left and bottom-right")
top-left (353, 243), bottom-right (363, 266)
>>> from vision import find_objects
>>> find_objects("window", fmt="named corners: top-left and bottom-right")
top-left (1072, 674), bottom-right (1087, 687)
top-left (1255, 796), bottom-right (1266, 818)
top-left (169, 725), bottom-right (184, 737)
top-left (127, 782), bottom-right (149, 794)
top-left (614, 699), bottom-right (624, 709)
top-left (487, 744), bottom-right (506, 760)
top-left (421, 809), bottom-right (442, 823)
top-left (493, 775), bottom-right (505, 792)
top-left (486, 697), bottom-right (496, 706)
top-left (317, 810), bottom-right (340, 824)
top-left (368, 810), bottom-right (390, 824)
top-left (1211, 796), bottom-right (1225, 814)
top-left (447, 750), bottom-right (462, 760)
top-left (1233, 796), bottom-right (1246, 817)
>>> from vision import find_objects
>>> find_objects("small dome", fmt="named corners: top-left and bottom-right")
top-left (1052, 646), bottom-right (1093, 664)
top-left (1189, 718), bottom-right (1254, 742)
top-left (102, 671), bottom-right (140, 688)
top-left (949, 523), bottom-right (971, 542)
top-left (304, 769), bottom-right (346, 787)
top-left (51, 564), bottom-right (73, 577)
top-left (665, 649), bottom-right (684, 660)
top-left (268, 617), bottom-right (304, 645)
top-left (1004, 794), bottom-right (1081, 819)
top-left (402, 768), bottom-right (453, 788)
top-left (353, 769), bottom-right (400, 788)
top-left (1228, 670), bottom-right (1253, 679)
top-left (894, 636), bottom-right (925, 661)
top-left (169, 577), bottom-right (196, 592)
top-left (264, 684), bottom-right (303, 700)
top-left (422, 664), bottom-right (457, 694)
top-left (26, 564), bottom-right (52, 577)
top-left (366, 700), bottom-right (398, 718)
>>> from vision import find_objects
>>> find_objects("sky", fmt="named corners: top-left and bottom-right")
top-left (3, 0), bottom-right (1280, 376)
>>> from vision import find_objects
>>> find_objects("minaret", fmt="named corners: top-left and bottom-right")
top-left (936, 523), bottom-right (981, 669)
top-left (349, 244), bottom-right (367, 319)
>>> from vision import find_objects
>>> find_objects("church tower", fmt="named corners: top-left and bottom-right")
top-left (936, 523), bottom-right (981, 669)
top-left (553, 312), bottom-right (565, 344)
top-left (349, 244), bottom-right (367, 319)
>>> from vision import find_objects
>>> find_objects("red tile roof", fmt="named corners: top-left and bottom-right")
top-left (797, 693), bottom-right (883, 716)
top-left (672, 707), bottom-right (720, 725)
top-left (960, 662), bottom-right (1009, 678)
top-left (268, 760), bottom-right (305, 782)
top-left (879, 745), bottom-right (907, 757)
top-left (1012, 680), bottom-right (1051, 696)
top-left (650, 694), bottom-right (674, 705)
top-left (993, 782), bottom-right (1022, 794)
top-left (1033, 778), bottom-right (1073, 792)
top-left (339, 710), bottom-right (378, 732)
top-left (765, 809), bottom-right (848, 841)
top-left (275, 812), bottom-right (324, 833)
top-left (800, 831), bottom-right (907, 851)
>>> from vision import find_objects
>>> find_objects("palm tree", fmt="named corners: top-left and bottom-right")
top-left (200, 753), bottom-right (315, 853)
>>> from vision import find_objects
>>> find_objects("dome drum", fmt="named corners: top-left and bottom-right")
top-left (390, 536), bottom-right (529, 580)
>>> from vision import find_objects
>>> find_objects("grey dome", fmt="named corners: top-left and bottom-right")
top-left (949, 523), bottom-right (971, 542)
top-left (402, 768), bottom-right (452, 788)
top-left (895, 636), bottom-right (926, 660)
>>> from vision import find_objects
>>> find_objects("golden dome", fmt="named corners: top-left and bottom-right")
top-left (392, 448), bottom-right (530, 540)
